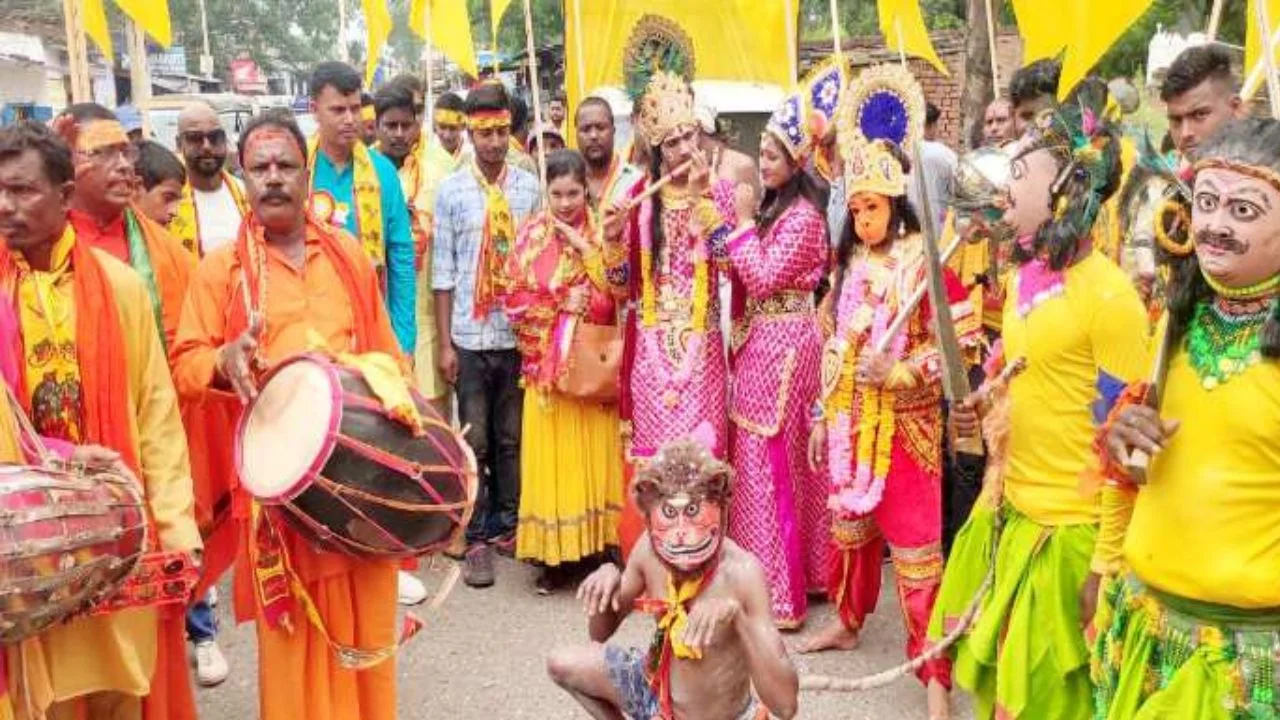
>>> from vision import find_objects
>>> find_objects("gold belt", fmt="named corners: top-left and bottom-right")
top-left (745, 291), bottom-right (812, 319)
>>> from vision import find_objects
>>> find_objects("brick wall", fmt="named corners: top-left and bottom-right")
top-left (800, 29), bottom-right (1024, 150)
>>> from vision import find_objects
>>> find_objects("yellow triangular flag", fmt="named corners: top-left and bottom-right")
top-left (1009, 0), bottom-right (1065, 65)
top-left (490, 0), bottom-right (513, 48)
top-left (1243, 0), bottom-right (1280, 100)
top-left (362, 0), bottom-right (392, 85)
top-left (81, 0), bottom-right (114, 60)
top-left (114, 0), bottom-right (172, 46)
top-left (410, 0), bottom-right (479, 80)
top-left (878, 0), bottom-right (949, 75)
top-left (1056, 0), bottom-right (1155, 100)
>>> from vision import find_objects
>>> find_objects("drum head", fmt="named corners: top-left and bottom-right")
top-left (239, 357), bottom-right (340, 501)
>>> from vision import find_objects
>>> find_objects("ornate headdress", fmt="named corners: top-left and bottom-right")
top-left (764, 57), bottom-right (848, 168)
top-left (624, 15), bottom-right (697, 147)
top-left (835, 64), bottom-right (924, 199)
top-left (633, 436), bottom-right (734, 513)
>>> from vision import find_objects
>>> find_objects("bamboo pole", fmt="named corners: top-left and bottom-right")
top-left (984, 0), bottom-right (1000, 92)
top-left (522, 0), bottom-right (547, 191)
top-left (1241, 27), bottom-right (1280, 101)
top-left (128, 21), bottom-right (152, 136)
top-left (338, 0), bottom-right (348, 63)
top-left (424, 0), bottom-right (434, 129)
top-left (829, 0), bottom-right (843, 63)
top-left (61, 0), bottom-right (91, 103)
top-left (573, 0), bottom-right (586, 99)
top-left (784, 0), bottom-right (798, 85)
top-left (1206, 0), bottom-right (1226, 41)
top-left (1259, 0), bottom-right (1280, 119)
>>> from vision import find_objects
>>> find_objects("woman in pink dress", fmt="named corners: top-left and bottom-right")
top-left (724, 91), bottom-right (834, 628)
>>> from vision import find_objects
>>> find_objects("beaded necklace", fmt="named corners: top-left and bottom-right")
top-left (1185, 294), bottom-right (1274, 390)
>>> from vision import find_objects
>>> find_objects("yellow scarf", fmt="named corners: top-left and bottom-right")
top-left (470, 162), bottom-right (515, 319)
top-left (14, 226), bottom-right (83, 442)
top-left (170, 171), bottom-right (248, 257)
top-left (307, 139), bottom-right (385, 271)
top-left (656, 572), bottom-right (710, 661)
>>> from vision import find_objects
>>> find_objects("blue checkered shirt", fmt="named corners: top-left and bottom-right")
top-left (431, 165), bottom-right (540, 351)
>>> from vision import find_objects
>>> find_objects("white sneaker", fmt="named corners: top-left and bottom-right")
top-left (194, 640), bottom-right (229, 687)
top-left (397, 570), bottom-right (428, 606)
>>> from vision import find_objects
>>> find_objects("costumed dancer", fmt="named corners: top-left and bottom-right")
top-left (798, 65), bottom-right (978, 720)
top-left (503, 150), bottom-right (625, 594)
top-left (1091, 117), bottom-right (1280, 719)
top-left (725, 71), bottom-right (841, 629)
top-left (545, 436), bottom-right (799, 720)
top-left (928, 80), bottom-right (1150, 719)
top-left (0, 122), bottom-right (201, 720)
top-left (600, 18), bottom-right (747, 465)
top-left (53, 103), bottom-right (203, 720)
top-left (170, 110), bottom-right (407, 720)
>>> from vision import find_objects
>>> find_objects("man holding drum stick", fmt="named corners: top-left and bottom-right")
top-left (171, 109), bottom-right (407, 720)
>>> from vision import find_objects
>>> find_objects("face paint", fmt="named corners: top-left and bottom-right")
top-left (849, 192), bottom-right (892, 246)
top-left (1191, 167), bottom-right (1280, 290)
top-left (647, 492), bottom-right (724, 572)
top-left (76, 120), bottom-right (129, 153)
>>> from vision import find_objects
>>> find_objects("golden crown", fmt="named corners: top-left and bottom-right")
top-left (835, 64), bottom-right (924, 199)
top-left (635, 70), bottom-right (697, 147)
top-left (845, 139), bottom-right (908, 198)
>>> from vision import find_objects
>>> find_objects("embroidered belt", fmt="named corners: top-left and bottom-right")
top-left (745, 291), bottom-right (813, 320)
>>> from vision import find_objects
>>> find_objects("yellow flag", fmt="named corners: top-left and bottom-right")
top-left (1009, 0), bottom-right (1064, 65)
top-left (1243, 0), bottom-right (1280, 100)
top-left (410, 0), bottom-right (479, 80)
top-left (877, 0), bottom-right (948, 75)
top-left (82, 0), bottom-right (114, 60)
top-left (563, 1), bottom-right (793, 124)
top-left (363, 0), bottom-right (392, 85)
top-left (114, 0), bottom-right (172, 46)
top-left (1057, 0), bottom-right (1154, 100)
top-left (490, 0), bottom-right (513, 46)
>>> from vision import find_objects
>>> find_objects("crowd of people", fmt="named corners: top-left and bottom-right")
top-left (0, 16), bottom-right (1275, 720)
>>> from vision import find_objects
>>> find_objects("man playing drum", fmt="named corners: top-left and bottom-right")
top-left (0, 122), bottom-right (202, 719)
top-left (170, 109), bottom-right (406, 720)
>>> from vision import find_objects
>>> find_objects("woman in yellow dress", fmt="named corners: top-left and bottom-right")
top-left (504, 150), bottom-right (625, 593)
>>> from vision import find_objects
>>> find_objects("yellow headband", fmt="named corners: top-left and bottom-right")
top-left (435, 109), bottom-right (467, 127)
top-left (468, 109), bottom-right (512, 131)
top-left (360, 106), bottom-right (375, 122)
top-left (77, 119), bottom-right (128, 152)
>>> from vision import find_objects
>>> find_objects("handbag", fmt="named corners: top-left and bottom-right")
top-left (555, 320), bottom-right (622, 403)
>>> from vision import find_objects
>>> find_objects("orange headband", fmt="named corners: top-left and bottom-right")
top-left (468, 109), bottom-right (512, 131)
top-left (77, 120), bottom-right (128, 152)
top-left (435, 109), bottom-right (467, 126)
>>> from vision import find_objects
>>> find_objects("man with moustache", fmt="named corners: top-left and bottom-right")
top-left (171, 109), bottom-right (407, 720)
top-left (983, 98), bottom-right (1014, 147)
top-left (575, 96), bottom-right (644, 208)
top-left (170, 102), bottom-right (247, 257)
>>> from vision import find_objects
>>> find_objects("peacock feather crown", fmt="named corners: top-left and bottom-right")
top-left (624, 14), bottom-right (698, 147)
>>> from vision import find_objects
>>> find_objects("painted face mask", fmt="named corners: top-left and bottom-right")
top-left (647, 492), bottom-right (724, 573)
top-left (850, 191), bottom-right (892, 246)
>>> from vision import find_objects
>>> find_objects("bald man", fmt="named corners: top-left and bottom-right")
top-left (170, 103), bottom-right (246, 257)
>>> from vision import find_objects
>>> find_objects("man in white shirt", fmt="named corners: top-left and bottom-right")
top-left (170, 102), bottom-right (247, 256)
top-left (907, 102), bottom-right (958, 234)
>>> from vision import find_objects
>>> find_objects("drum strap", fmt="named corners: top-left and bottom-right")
top-left (248, 501), bottom-right (458, 669)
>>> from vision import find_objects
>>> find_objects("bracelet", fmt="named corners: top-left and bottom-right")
top-left (809, 401), bottom-right (826, 424)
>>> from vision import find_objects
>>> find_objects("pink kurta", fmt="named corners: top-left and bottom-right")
top-left (615, 181), bottom-right (737, 461)
top-left (725, 199), bottom-right (830, 628)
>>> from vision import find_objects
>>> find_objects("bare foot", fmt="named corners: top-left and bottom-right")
top-left (926, 679), bottom-right (950, 720)
top-left (794, 621), bottom-right (859, 654)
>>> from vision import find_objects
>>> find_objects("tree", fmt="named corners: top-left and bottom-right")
top-left (960, 0), bottom-right (995, 149)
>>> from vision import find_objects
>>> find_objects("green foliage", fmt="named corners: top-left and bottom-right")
top-left (466, 0), bottom-right (564, 56)
top-left (799, 0), bottom-right (965, 41)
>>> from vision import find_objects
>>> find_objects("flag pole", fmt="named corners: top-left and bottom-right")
top-left (128, 20), bottom-right (152, 136)
top-left (784, 0), bottom-right (798, 84)
top-left (830, 0), bottom-right (843, 63)
top-left (1206, 0), bottom-right (1225, 41)
top-left (895, 17), bottom-right (908, 67)
top-left (1242, 26), bottom-right (1280, 101)
top-left (338, 0), bottom-right (349, 62)
top-left (1258, 0), bottom-right (1280, 119)
top-left (522, 0), bottom-right (547, 192)
top-left (573, 0), bottom-right (586, 99)
top-left (984, 0), bottom-right (1000, 91)
top-left (61, 0), bottom-right (91, 103)
top-left (424, 0), bottom-right (435, 130)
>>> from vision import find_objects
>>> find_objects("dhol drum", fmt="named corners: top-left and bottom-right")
top-left (0, 464), bottom-right (147, 643)
top-left (236, 353), bottom-right (476, 558)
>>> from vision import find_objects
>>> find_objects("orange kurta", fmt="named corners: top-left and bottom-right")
top-left (170, 224), bottom-right (401, 720)
top-left (64, 208), bottom-right (199, 720)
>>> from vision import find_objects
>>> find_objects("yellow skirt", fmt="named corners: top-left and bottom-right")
top-left (516, 389), bottom-right (624, 566)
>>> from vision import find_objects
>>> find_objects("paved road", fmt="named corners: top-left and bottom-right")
top-left (194, 558), bottom-right (973, 719)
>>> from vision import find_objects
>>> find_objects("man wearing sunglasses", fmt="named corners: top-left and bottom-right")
top-left (171, 102), bottom-right (247, 258)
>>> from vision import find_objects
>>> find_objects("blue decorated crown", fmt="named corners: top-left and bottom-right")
top-left (836, 64), bottom-right (924, 198)
top-left (765, 57), bottom-right (849, 167)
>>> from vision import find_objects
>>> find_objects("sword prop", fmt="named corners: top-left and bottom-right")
top-left (910, 141), bottom-right (983, 457)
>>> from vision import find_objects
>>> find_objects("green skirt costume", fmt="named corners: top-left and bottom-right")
top-left (1091, 574), bottom-right (1280, 720)
top-left (928, 501), bottom-right (1096, 719)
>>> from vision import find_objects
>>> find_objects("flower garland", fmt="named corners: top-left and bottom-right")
top-left (826, 250), bottom-right (908, 516)
top-left (638, 186), bottom-right (718, 331)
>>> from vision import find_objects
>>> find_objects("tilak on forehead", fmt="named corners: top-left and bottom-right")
top-left (245, 126), bottom-right (305, 160)
top-left (76, 119), bottom-right (129, 153)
